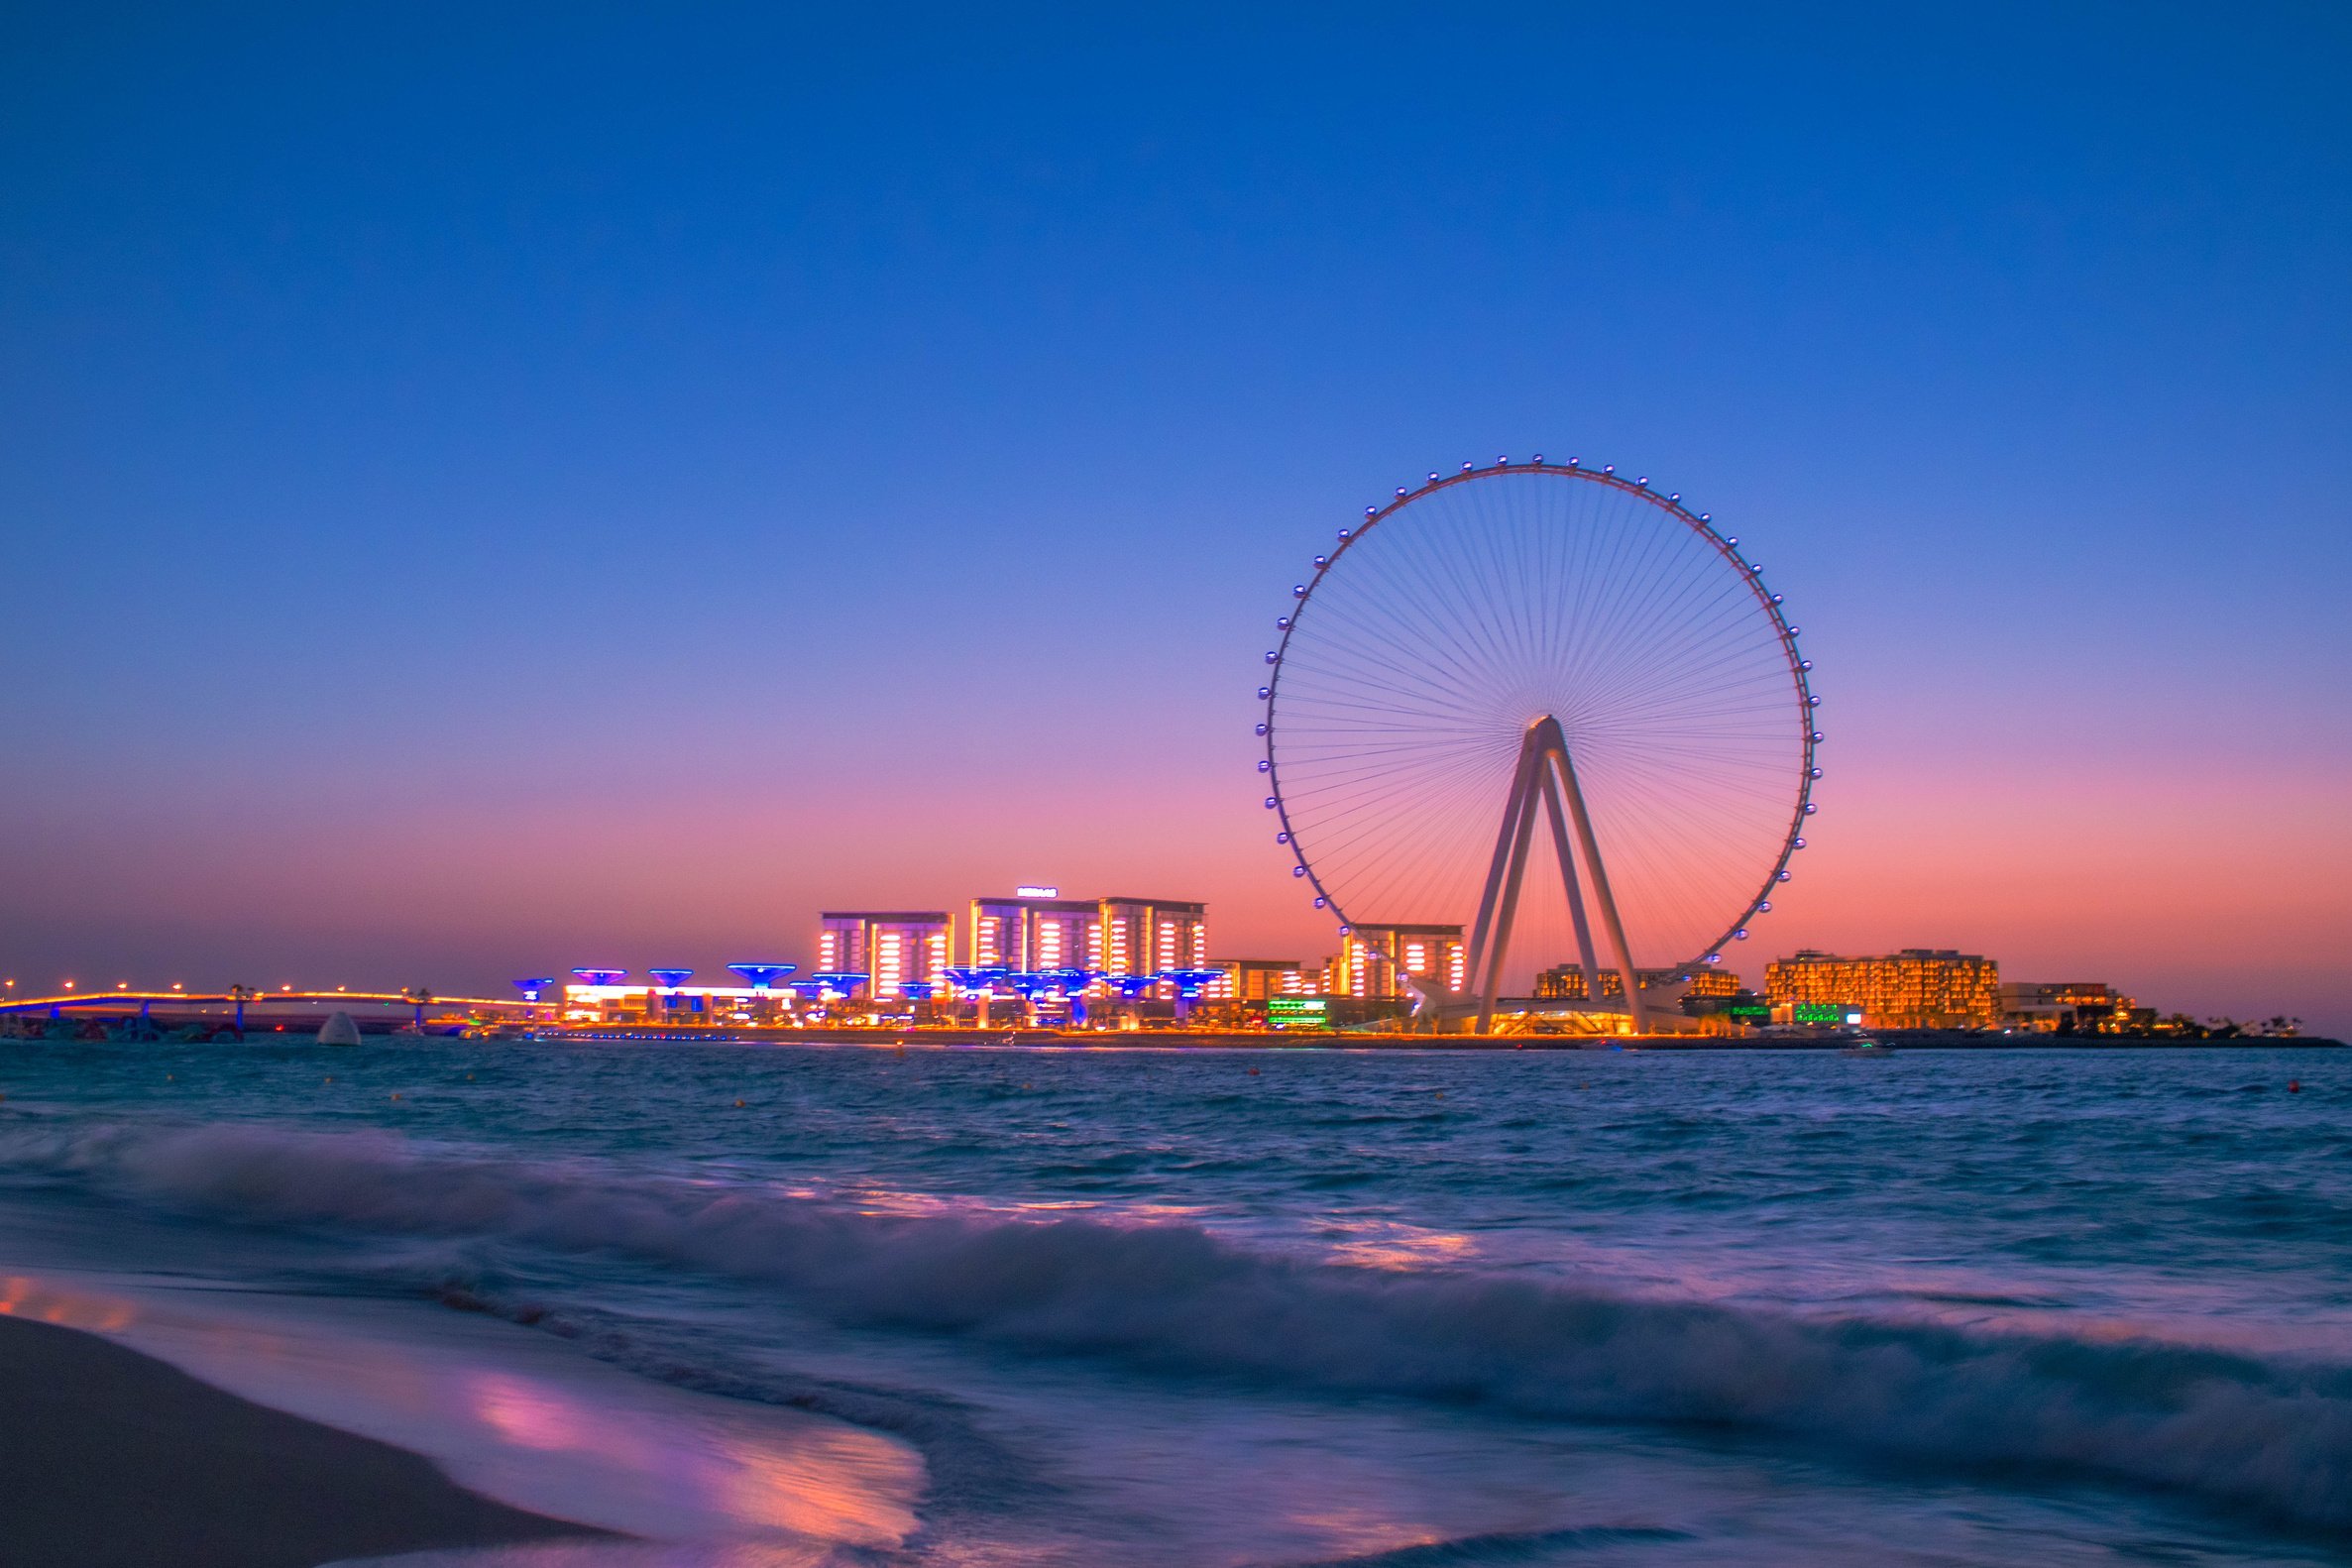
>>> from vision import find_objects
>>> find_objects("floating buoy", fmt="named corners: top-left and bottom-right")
top-left (1248, 1067), bottom-right (1260, 1076)
top-left (391, 1092), bottom-right (401, 1100)
top-left (734, 1098), bottom-right (745, 1108)
top-left (466, 1073), bottom-right (475, 1080)
top-left (324, 1076), bottom-right (332, 1083)
top-left (2290, 1080), bottom-right (2300, 1093)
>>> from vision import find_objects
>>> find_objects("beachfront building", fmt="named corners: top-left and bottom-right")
top-left (1329, 924), bottom-right (1465, 1000)
top-left (818, 912), bottom-right (952, 1000)
top-left (968, 893), bottom-right (1102, 971)
top-left (1204, 957), bottom-right (1315, 1001)
top-left (561, 979), bottom-right (795, 1025)
top-left (1534, 964), bottom-right (1745, 1002)
top-left (1097, 897), bottom-right (1208, 978)
top-left (1999, 980), bottom-right (2153, 1032)
top-left (1765, 949), bottom-right (2002, 1029)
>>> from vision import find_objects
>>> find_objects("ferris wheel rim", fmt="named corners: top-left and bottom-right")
top-left (1259, 458), bottom-right (1821, 981)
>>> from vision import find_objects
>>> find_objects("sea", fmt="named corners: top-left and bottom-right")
top-left (0, 1038), bottom-right (2346, 1567)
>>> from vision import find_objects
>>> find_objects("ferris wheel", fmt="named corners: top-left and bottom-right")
top-left (1258, 458), bottom-right (1820, 1029)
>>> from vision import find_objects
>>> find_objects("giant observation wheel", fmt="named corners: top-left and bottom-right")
top-left (1258, 458), bottom-right (1821, 1028)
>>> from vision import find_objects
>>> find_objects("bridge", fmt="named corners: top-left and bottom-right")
top-left (0, 988), bottom-right (545, 1038)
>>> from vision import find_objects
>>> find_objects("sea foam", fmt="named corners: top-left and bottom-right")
top-left (7, 1118), bottom-right (2348, 1528)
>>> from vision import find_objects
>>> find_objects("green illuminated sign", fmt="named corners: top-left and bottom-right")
top-left (1792, 1003), bottom-right (1850, 1025)
top-left (1266, 997), bottom-right (1330, 1027)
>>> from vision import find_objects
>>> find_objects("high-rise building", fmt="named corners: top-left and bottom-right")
top-left (1096, 897), bottom-right (1208, 977)
top-left (967, 894), bottom-right (1100, 971)
top-left (818, 911), bottom-right (952, 999)
top-left (1765, 949), bottom-right (2001, 1029)
top-left (1330, 924), bottom-right (1465, 1000)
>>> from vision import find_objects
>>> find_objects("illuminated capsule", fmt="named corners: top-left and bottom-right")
top-left (1770, 594), bottom-right (1784, 605)
top-left (1531, 453), bottom-right (1544, 463)
top-left (1265, 651), bottom-right (1278, 664)
top-left (1809, 768), bottom-right (1822, 778)
top-left (1427, 472), bottom-right (1438, 482)
top-left (1497, 455), bottom-right (1509, 465)
top-left (1291, 584), bottom-right (1306, 598)
top-left (1257, 760), bottom-right (1270, 773)
top-left (1264, 797), bottom-right (1278, 809)
top-left (1276, 832), bottom-right (1289, 843)
top-left (1364, 506), bottom-right (1376, 516)
top-left (1758, 901), bottom-right (1772, 913)
top-left (1255, 723), bottom-right (1268, 735)
top-left (1603, 464), bottom-right (1615, 473)
top-left (1812, 731), bottom-right (1825, 743)
top-left (1803, 804), bottom-right (1817, 815)
top-left (1735, 930), bottom-right (1748, 940)
top-left (1794, 838), bottom-right (1808, 849)
top-left (1313, 554), bottom-right (1327, 566)
top-left (1668, 493), bottom-right (1679, 501)
top-left (1798, 661), bottom-right (1812, 672)
top-left (1291, 865), bottom-right (1305, 877)
top-left (1462, 461), bottom-right (1474, 471)
top-left (1258, 686), bottom-right (1271, 699)
top-left (1807, 695), bottom-right (1820, 707)
top-left (1338, 528), bottom-right (1351, 540)
top-left (1568, 457), bottom-right (1580, 466)
top-left (1313, 897), bottom-right (1327, 909)
top-left (1777, 870), bottom-right (1791, 881)
top-left (1636, 476), bottom-right (1648, 486)
top-left (1396, 487), bottom-right (1407, 497)
top-left (1276, 616), bottom-right (1290, 629)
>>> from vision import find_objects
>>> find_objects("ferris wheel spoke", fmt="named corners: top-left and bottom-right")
top-left (1267, 464), bottom-right (1814, 982)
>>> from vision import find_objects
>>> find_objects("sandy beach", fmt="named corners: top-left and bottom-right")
top-left (0, 1312), bottom-right (606, 1568)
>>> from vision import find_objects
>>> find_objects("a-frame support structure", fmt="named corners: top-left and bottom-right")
top-left (1462, 716), bottom-right (1646, 1034)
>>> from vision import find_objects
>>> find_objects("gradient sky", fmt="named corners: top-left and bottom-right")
top-left (4, 4), bottom-right (2348, 1032)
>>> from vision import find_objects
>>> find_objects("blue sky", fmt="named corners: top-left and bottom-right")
top-left (4, 3), bottom-right (2347, 1028)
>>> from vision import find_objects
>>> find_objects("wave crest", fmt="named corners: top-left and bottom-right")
top-left (7, 1119), bottom-right (2349, 1527)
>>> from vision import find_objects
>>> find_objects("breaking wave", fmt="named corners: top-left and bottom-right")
top-left (6, 1118), bottom-right (2350, 1528)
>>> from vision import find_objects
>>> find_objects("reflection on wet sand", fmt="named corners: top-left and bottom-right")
top-left (0, 1274), bottom-right (922, 1554)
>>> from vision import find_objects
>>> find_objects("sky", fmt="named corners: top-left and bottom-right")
top-left (3, 3), bottom-right (2348, 1032)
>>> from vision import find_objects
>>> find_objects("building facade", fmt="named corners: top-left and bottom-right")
top-left (1534, 965), bottom-right (1745, 1001)
top-left (2000, 981), bottom-right (2150, 1032)
top-left (1765, 949), bottom-right (2001, 1029)
top-left (1329, 924), bottom-right (1465, 1000)
top-left (1207, 956), bottom-right (1314, 1001)
top-left (818, 911), bottom-right (952, 1000)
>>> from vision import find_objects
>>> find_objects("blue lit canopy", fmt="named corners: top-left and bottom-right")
top-left (646, 968), bottom-right (695, 988)
top-left (571, 967), bottom-right (627, 986)
top-left (726, 963), bottom-right (795, 989)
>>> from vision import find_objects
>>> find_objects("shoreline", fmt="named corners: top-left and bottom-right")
top-left (529, 1026), bottom-right (2347, 1051)
top-left (0, 1311), bottom-right (610, 1568)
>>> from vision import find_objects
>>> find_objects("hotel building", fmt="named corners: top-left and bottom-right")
top-left (817, 912), bottom-right (952, 1000)
top-left (1765, 949), bottom-right (2002, 1030)
top-left (966, 893), bottom-right (1209, 980)
top-left (1329, 924), bottom-right (1465, 1000)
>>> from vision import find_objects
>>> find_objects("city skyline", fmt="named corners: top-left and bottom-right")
top-left (4, 7), bottom-right (2346, 1035)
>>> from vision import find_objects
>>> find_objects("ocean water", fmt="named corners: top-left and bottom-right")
top-left (0, 1039), bottom-right (2347, 1566)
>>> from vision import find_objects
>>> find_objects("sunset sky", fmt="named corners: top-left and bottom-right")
top-left (5, 5), bottom-right (2347, 1032)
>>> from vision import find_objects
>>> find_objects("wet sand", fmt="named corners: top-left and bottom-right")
top-left (0, 1313), bottom-right (608, 1568)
